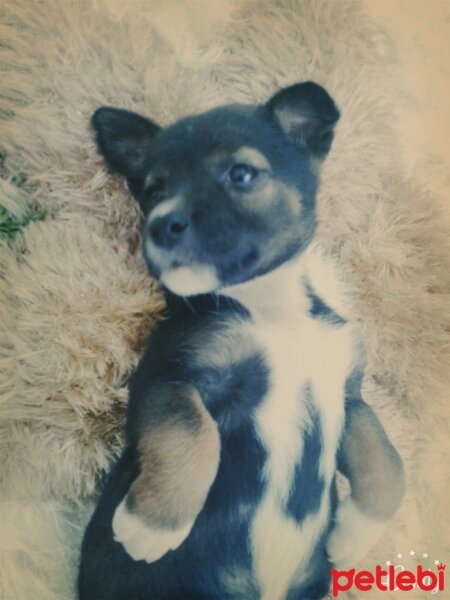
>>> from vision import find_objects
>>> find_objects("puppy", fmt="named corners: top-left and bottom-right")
top-left (78, 82), bottom-right (404, 600)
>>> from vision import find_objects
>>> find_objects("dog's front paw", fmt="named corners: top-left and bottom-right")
top-left (326, 497), bottom-right (387, 569)
top-left (112, 499), bottom-right (194, 563)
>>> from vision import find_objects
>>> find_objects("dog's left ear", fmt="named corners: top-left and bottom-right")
top-left (266, 81), bottom-right (340, 158)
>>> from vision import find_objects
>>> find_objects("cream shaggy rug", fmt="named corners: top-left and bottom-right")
top-left (1, 1), bottom-right (449, 599)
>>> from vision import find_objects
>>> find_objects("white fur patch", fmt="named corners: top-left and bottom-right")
top-left (251, 494), bottom-right (331, 600)
top-left (326, 496), bottom-right (387, 569)
top-left (160, 264), bottom-right (219, 296)
top-left (249, 320), bottom-right (353, 598)
top-left (112, 499), bottom-right (193, 563)
top-left (226, 255), bottom-right (356, 599)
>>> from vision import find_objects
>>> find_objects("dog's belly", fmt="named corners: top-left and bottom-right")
top-left (193, 313), bottom-right (355, 599)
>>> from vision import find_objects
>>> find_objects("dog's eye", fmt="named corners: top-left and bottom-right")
top-left (228, 164), bottom-right (259, 188)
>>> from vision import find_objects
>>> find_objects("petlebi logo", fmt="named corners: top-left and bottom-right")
top-left (330, 551), bottom-right (446, 597)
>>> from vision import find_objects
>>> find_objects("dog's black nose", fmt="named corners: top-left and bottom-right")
top-left (149, 212), bottom-right (189, 249)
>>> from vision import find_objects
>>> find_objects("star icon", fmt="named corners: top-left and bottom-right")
top-left (423, 553), bottom-right (429, 558)
top-left (397, 553), bottom-right (403, 559)
top-left (435, 560), bottom-right (440, 565)
top-left (409, 550), bottom-right (415, 556)
top-left (386, 561), bottom-right (391, 566)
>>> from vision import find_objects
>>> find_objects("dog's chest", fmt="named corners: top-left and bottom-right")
top-left (248, 314), bottom-right (354, 599)
top-left (193, 298), bottom-right (356, 598)
top-left (251, 314), bottom-right (354, 485)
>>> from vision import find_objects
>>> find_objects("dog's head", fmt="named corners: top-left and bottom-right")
top-left (92, 82), bottom-right (339, 296)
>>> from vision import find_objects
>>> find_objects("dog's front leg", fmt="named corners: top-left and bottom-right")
top-left (113, 381), bottom-right (220, 563)
top-left (327, 396), bottom-right (405, 568)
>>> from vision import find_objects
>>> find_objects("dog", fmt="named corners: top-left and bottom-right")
top-left (78, 82), bottom-right (404, 600)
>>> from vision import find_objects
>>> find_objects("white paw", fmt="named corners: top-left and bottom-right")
top-left (326, 497), bottom-right (387, 569)
top-left (112, 499), bottom-right (193, 563)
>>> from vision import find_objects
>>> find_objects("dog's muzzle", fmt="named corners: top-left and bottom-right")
top-left (144, 207), bottom-right (219, 297)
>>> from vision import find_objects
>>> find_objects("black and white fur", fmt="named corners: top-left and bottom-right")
top-left (78, 82), bottom-right (404, 600)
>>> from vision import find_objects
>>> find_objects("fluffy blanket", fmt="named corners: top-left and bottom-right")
top-left (1, 1), bottom-right (449, 598)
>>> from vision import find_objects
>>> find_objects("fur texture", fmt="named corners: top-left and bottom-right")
top-left (1, 1), bottom-right (449, 599)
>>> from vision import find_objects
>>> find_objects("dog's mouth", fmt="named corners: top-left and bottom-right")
top-left (158, 261), bottom-right (218, 296)
top-left (145, 244), bottom-right (260, 297)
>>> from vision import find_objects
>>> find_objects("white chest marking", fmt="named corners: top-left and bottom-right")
top-left (225, 257), bottom-right (357, 600)
top-left (250, 317), bottom-right (353, 599)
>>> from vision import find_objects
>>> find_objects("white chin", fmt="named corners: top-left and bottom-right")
top-left (160, 265), bottom-right (219, 296)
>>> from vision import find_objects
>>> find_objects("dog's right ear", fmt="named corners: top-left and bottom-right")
top-left (91, 107), bottom-right (161, 183)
